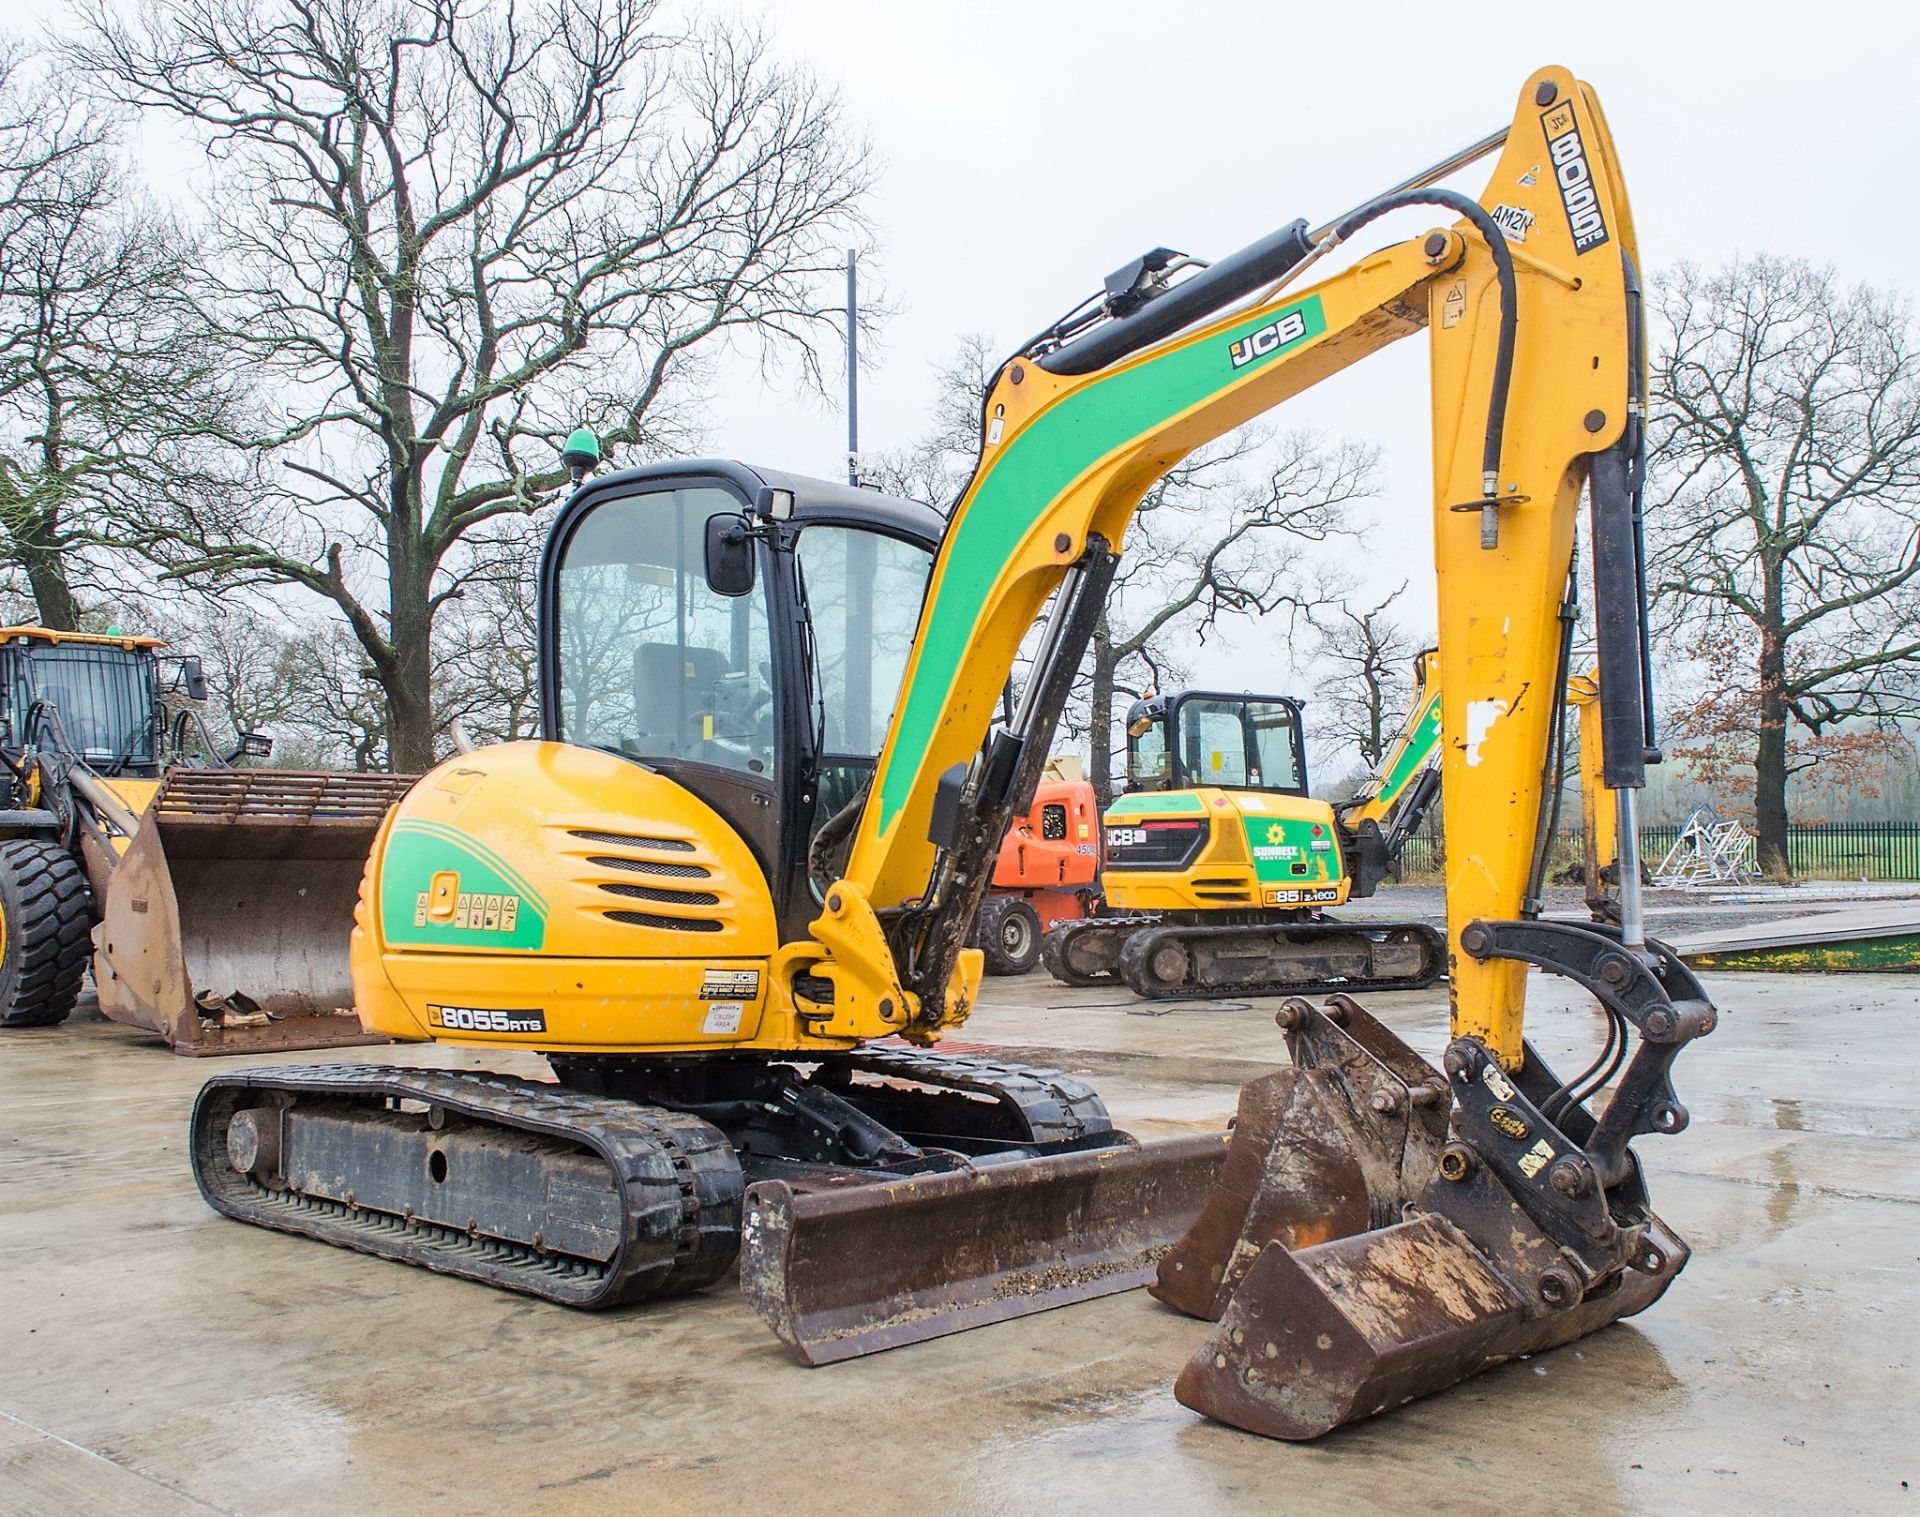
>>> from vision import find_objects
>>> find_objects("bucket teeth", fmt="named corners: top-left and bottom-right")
top-left (1160, 990), bottom-right (1698, 1440)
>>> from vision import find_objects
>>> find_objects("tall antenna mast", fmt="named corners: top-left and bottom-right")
top-left (846, 249), bottom-right (859, 486)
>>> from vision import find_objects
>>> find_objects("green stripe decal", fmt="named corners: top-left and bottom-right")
top-left (1105, 793), bottom-right (1206, 819)
top-left (1376, 695), bottom-right (1442, 809)
top-left (380, 820), bottom-right (549, 951)
top-left (877, 295), bottom-right (1327, 833)
top-left (393, 819), bottom-right (549, 914)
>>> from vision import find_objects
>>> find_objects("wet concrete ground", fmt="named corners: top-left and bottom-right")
top-left (3, 935), bottom-right (1916, 1515)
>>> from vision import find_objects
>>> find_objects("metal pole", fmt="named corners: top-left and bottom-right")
top-left (846, 249), bottom-right (859, 486)
top-left (1307, 126), bottom-right (1511, 242)
top-left (1616, 787), bottom-right (1645, 950)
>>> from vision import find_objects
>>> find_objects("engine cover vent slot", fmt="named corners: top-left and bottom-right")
top-left (568, 829), bottom-right (696, 852)
top-left (587, 855), bottom-right (711, 879)
top-left (604, 910), bottom-right (724, 933)
top-left (597, 881), bottom-right (721, 908)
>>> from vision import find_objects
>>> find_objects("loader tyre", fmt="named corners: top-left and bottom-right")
top-left (977, 895), bottom-right (1043, 976)
top-left (0, 838), bottom-right (93, 1028)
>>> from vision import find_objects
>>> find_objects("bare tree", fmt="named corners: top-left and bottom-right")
top-left (1648, 256), bottom-right (1920, 877)
top-left (861, 333), bottom-right (1000, 510)
top-left (71, 0), bottom-right (876, 769)
top-left (1079, 430), bottom-right (1376, 803)
top-left (1307, 583), bottom-right (1420, 773)
top-left (0, 39), bottom-right (245, 630)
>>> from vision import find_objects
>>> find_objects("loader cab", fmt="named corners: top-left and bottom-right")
top-left (1124, 690), bottom-right (1309, 797)
top-left (0, 628), bottom-right (164, 778)
top-left (539, 460), bottom-right (940, 936)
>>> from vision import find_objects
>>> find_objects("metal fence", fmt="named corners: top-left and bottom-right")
top-left (1394, 822), bottom-right (1920, 882)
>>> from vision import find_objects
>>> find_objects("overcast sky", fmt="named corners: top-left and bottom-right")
top-left (21, 0), bottom-right (1917, 692)
top-left (699, 0), bottom-right (1916, 681)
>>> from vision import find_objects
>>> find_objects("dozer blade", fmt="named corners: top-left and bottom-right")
top-left (93, 768), bottom-right (417, 1055)
top-left (1161, 957), bottom-right (1710, 1439)
top-left (741, 1130), bottom-right (1230, 1365)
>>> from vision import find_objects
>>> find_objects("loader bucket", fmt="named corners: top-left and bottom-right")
top-left (741, 1130), bottom-right (1230, 1364)
top-left (92, 768), bottom-right (418, 1055)
top-left (1160, 992), bottom-right (1697, 1440)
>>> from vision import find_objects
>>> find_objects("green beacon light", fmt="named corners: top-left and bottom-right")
top-left (561, 427), bottom-right (600, 487)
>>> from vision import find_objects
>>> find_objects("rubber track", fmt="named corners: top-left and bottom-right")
top-left (1040, 915), bottom-right (1156, 987)
top-left (831, 1044), bottom-right (1112, 1145)
top-left (1119, 919), bottom-right (1448, 1001)
top-left (0, 838), bottom-right (93, 1028)
top-left (191, 1065), bottom-right (742, 1308)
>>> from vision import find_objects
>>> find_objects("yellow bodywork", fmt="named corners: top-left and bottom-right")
top-left (1569, 670), bottom-right (1620, 894)
top-left (1102, 790), bottom-right (1351, 912)
top-left (362, 66), bottom-right (1639, 1071)
top-left (350, 740), bottom-right (962, 1053)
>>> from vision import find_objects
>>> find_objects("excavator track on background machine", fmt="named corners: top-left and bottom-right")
top-left (1043, 656), bottom-right (1444, 998)
top-left (191, 64), bottom-right (1716, 1437)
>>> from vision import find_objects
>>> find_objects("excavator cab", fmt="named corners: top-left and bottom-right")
top-left (1123, 691), bottom-right (1307, 795)
top-left (543, 460), bottom-right (941, 939)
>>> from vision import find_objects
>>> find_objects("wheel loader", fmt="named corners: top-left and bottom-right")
top-left (0, 625), bottom-right (414, 1052)
top-left (191, 65), bottom-right (1717, 1439)
top-left (1043, 654), bottom-right (1443, 996)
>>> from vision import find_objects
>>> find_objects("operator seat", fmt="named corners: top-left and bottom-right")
top-left (632, 642), bottom-right (728, 754)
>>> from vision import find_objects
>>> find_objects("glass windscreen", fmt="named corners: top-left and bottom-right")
top-left (11, 645), bottom-right (156, 770)
top-left (1127, 717), bottom-right (1170, 789)
top-left (1247, 700), bottom-right (1305, 790)
top-left (795, 526), bottom-right (931, 758)
top-left (554, 486), bottom-right (776, 777)
top-left (1173, 697), bottom-right (1304, 792)
top-left (1179, 699), bottom-right (1251, 786)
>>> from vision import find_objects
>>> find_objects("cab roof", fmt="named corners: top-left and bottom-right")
top-left (574, 458), bottom-right (948, 551)
top-left (0, 625), bottom-right (166, 651)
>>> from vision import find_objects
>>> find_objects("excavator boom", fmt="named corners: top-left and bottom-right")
top-left (764, 64), bottom-right (1716, 1435)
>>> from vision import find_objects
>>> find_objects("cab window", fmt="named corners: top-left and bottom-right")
top-left (1180, 699), bottom-right (1251, 786)
top-left (554, 485), bottom-right (776, 777)
top-left (794, 525), bottom-right (931, 833)
top-left (1247, 701), bottom-right (1305, 791)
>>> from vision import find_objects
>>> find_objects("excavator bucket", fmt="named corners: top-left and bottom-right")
top-left (742, 1130), bottom-right (1230, 1364)
top-left (92, 768), bottom-right (418, 1055)
top-left (1158, 993), bottom-right (1693, 1440)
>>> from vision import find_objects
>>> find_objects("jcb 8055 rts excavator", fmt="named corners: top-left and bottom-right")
top-left (1043, 654), bottom-right (1443, 996)
top-left (191, 65), bottom-right (1715, 1438)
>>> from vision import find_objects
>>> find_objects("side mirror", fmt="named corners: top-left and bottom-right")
top-left (704, 513), bottom-right (757, 597)
top-left (179, 655), bottom-right (209, 702)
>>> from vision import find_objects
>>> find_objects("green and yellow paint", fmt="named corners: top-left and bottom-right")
top-left (379, 819), bottom-right (549, 951)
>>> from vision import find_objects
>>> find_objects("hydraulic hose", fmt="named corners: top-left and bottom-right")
top-left (1329, 188), bottom-right (1518, 499)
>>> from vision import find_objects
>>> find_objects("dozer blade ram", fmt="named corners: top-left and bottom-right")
top-left (95, 768), bottom-right (417, 1054)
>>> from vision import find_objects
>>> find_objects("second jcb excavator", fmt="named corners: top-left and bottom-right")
top-left (1043, 655), bottom-right (1443, 997)
top-left (190, 65), bottom-right (1714, 1438)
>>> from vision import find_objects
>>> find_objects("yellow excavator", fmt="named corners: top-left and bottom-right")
top-left (190, 65), bottom-right (1715, 1439)
top-left (1043, 653), bottom-right (1444, 995)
